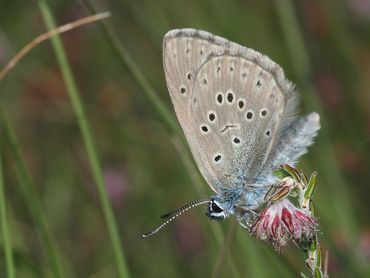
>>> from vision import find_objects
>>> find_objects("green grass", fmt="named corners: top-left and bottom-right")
top-left (0, 108), bottom-right (64, 277)
top-left (0, 137), bottom-right (15, 278)
top-left (37, 0), bottom-right (130, 277)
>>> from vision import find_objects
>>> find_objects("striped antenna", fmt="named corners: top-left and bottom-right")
top-left (142, 199), bottom-right (211, 238)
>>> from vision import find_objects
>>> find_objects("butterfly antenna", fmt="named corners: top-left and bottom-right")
top-left (160, 199), bottom-right (211, 219)
top-left (142, 199), bottom-right (211, 238)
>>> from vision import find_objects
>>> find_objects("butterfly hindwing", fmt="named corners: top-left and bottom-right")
top-left (191, 53), bottom-right (289, 190)
top-left (256, 112), bottom-right (321, 184)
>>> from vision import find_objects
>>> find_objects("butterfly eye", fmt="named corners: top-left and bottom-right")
top-left (211, 201), bottom-right (223, 213)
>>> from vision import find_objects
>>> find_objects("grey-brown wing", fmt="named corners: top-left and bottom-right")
top-left (163, 29), bottom-right (228, 193)
top-left (163, 29), bottom-right (298, 193)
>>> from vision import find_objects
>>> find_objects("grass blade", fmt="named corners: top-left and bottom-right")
top-left (0, 12), bottom-right (110, 82)
top-left (0, 137), bottom-right (16, 278)
top-left (0, 108), bottom-right (64, 277)
top-left (37, 1), bottom-right (130, 277)
top-left (211, 221), bottom-right (238, 278)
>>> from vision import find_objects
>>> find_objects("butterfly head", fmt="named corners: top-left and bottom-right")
top-left (206, 196), bottom-right (234, 220)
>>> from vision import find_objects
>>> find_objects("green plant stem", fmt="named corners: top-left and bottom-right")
top-left (0, 108), bottom-right (64, 277)
top-left (211, 221), bottom-right (238, 278)
top-left (37, 1), bottom-right (130, 277)
top-left (297, 171), bottom-right (325, 277)
top-left (0, 140), bottom-right (15, 278)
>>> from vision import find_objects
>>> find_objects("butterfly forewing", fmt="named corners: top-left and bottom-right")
top-left (163, 29), bottom-right (298, 193)
top-left (163, 30), bottom-right (228, 192)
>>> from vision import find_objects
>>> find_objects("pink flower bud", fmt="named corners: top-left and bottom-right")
top-left (251, 199), bottom-right (318, 251)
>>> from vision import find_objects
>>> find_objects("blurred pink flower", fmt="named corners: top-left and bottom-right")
top-left (0, 32), bottom-right (11, 64)
top-left (174, 215), bottom-right (205, 260)
top-left (302, 1), bottom-right (329, 39)
top-left (315, 73), bottom-right (343, 110)
top-left (358, 228), bottom-right (370, 263)
top-left (335, 143), bottom-right (363, 174)
top-left (251, 199), bottom-right (318, 251)
top-left (349, 0), bottom-right (370, 18)
top-left (103, 168), bottom-right (128, 205)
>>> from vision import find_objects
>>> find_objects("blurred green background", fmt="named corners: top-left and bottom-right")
top-left (0, 0), bottom-right (370, 277)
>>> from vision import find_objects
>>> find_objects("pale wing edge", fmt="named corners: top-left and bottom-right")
top-left (164, 28), bottom-right (299, 132)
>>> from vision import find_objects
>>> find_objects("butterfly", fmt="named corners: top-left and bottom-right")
top-left (143, 29), bottom-right (320, 237)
